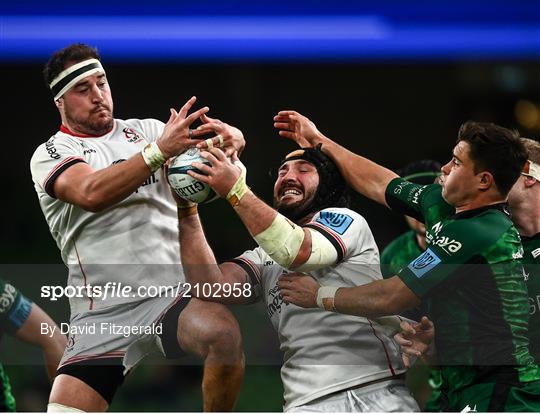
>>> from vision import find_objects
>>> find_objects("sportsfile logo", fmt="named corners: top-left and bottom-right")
top-left (408, 248), bottom-right (441, 278)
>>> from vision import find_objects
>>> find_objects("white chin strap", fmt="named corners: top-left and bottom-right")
top-left (49, 58), bottom-right (105, 101)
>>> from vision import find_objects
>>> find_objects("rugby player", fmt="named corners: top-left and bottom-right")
top-left (396, 137), bottom-right (540, 409)
top-left (0, 279), bottom-right (66, 411)
top-left (30, 43), bottom-right (245, 412)
top-left (379, 160), bottom-right (442, 410)
top-left (174, 144), bottom-right (419, 411)
top-left (274, 111), bottom-right (540, 411)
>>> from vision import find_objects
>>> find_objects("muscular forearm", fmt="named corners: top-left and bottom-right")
top-left (232, 191), bottom-right (278, 236)
top-left (179, 212), bottom-right (224, 285)
top-left (56, 153), bottom-right (157, 212)
top-left (317, 137), bottom-right (398, 207)
top-left (334, 277), bottom-right (419, 318)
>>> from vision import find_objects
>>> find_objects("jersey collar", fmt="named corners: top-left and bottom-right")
top-left (451, 202), bottom-right (509, 220)
top-left (521, 232), bottom-right (540, 242)
top-left (60, 123), bottom-right (114, 138)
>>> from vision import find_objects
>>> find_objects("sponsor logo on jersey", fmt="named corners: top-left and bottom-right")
top-left (522, 267), bottom-right (529, 282)
top-left (532, 248), bottom-right (540, 259)
top-left (80, 142), bottom-right (97, 155)
top-left (123, 128), bottom-right (144, 144)
top-left (0, 283), bottom-right (16, 314)
top-left (316, 211), bottom-right (353, 235)
top-left (411, 185), bottom-right (427, 204)
top-left (431, 235), bottom-right (462, 254)
top-left (135, 173), bottom-right (159, 193)
top-left (264, 260), bottom-right (274, 267)
top-left (66, 334), bottom-right (75, 351)
top-left (267, 277), bottom-right (288, 317)
top-left (45, 139), bottom-right (61, 160)
top-left (393, 180), bottom-right (409, 195)
top-left (408, 248), bottom-right (441, 278)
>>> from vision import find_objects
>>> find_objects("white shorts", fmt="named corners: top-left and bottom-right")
top-left (59, 294), bottom-right (187, 374)
top-left (287, 379), bottom-right (419, 412)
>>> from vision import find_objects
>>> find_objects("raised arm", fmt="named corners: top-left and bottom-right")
top-left (177, 202), bottom-right (259, 305)
top-left (51, 97), bottom-right (208, 212)
top-left (187, 150), bottom-right (340, 272)
top-left (274, 110), bottom-right (398, 206)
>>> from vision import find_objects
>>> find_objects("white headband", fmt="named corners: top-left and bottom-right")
top-left (49, 58), bottom-right (105, 101)
top-left (523, 159), bottom-right (540, 181)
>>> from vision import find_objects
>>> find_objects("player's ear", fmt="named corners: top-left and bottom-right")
top-left (478, 171), bottom-right (493, 190)
top-left (55, 98), bottom-right (64, 109)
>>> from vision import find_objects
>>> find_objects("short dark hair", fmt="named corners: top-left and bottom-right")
top-left (43, 43), bottom-right (101, 87)
top-left (457, 121), bottom-right (527, 196)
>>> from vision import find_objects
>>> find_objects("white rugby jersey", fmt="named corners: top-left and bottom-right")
top-left (30, 119), bottom-right (183, 314)
top-left (230, 207), bottom-right (405, 410)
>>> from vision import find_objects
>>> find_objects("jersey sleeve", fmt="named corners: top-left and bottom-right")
top-left (0, 280), bottom-right (32, 334)
top-left (30, 137), bottom-right (86, 198)
top-left (304, 207), bottom-right (376, 263)
top-left (224, 248), bottom-right (265, 302)
top-left (397, 215), bottom-right (510, 299)
top-left (385, 178), bottom-right (453, 223)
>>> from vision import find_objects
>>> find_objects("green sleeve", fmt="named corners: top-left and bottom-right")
top-left (397, 213), bottom-right (512, 298)
top-left (385, 178), bottom-right (453, 224)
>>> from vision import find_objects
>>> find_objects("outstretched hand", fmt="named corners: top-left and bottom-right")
top-left (188, 149), bottom-right (245, 198)
top-left (278, 273), bottom-right (320, 308)
top-left (157, 96), bottom-right (208, 158)
top-left (194, 114), bottom-right (246, 156)
top-left (273, 110), bottom-right (325, 148)
top-left (394, 316), bottom-right (435, 368)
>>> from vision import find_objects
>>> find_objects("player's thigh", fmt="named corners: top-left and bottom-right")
top-left (49, 374), bottom-right (109, 412)
top-left (176, 298), bottom-right (242, 359)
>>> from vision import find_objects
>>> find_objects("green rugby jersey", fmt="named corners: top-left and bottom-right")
top-left (385, 178), bottom-right (540, 410)
top-left (381, 230), bottom-right (423, 278)
top-left (523, 234), bottom-right (540, 363)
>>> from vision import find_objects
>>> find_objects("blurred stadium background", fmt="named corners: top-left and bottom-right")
top-left (1, 0), bottom-right (539, 410)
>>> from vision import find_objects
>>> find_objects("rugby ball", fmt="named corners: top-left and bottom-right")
top-left (167, 148), bottom-right (218, 204)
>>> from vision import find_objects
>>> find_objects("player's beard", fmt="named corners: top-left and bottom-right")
top-left (65, 105), bottom-right (114, 136)
top-left (273, 189), bottom-right (317, 222)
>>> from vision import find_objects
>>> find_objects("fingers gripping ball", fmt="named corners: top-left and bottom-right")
top-left (167, 148), bottom-right (219, 204)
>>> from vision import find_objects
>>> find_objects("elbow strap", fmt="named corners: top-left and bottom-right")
top-left (254, 215), bottom-right (340, 270)
top-left (253, 214), bottom-right (304, 268)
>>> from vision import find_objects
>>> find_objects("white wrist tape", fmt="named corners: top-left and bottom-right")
top-left (226, 161), bottom-right (249, 207)
top-left (141, 142), bottom-right (166, 172)
top-left (254, 214), bottom-right (305, 268)
top-left (316, 286), bottom-right (339, 311)
top-left (295, 229), bottom-right (339, 272)
top-left (47, 403), bottom-right (85, 412)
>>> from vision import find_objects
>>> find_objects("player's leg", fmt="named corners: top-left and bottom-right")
top-left (48, 360), bottom-right (124, 412)
top-left (174, 298), bottom-right (245, 411)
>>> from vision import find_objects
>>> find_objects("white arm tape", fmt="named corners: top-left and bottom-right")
top-left (253, 214), bottom-right (305, 268)
top-left (295, 228), bottom-right (338, 272)
top-left (253, 215), bottom-right (340, 270)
